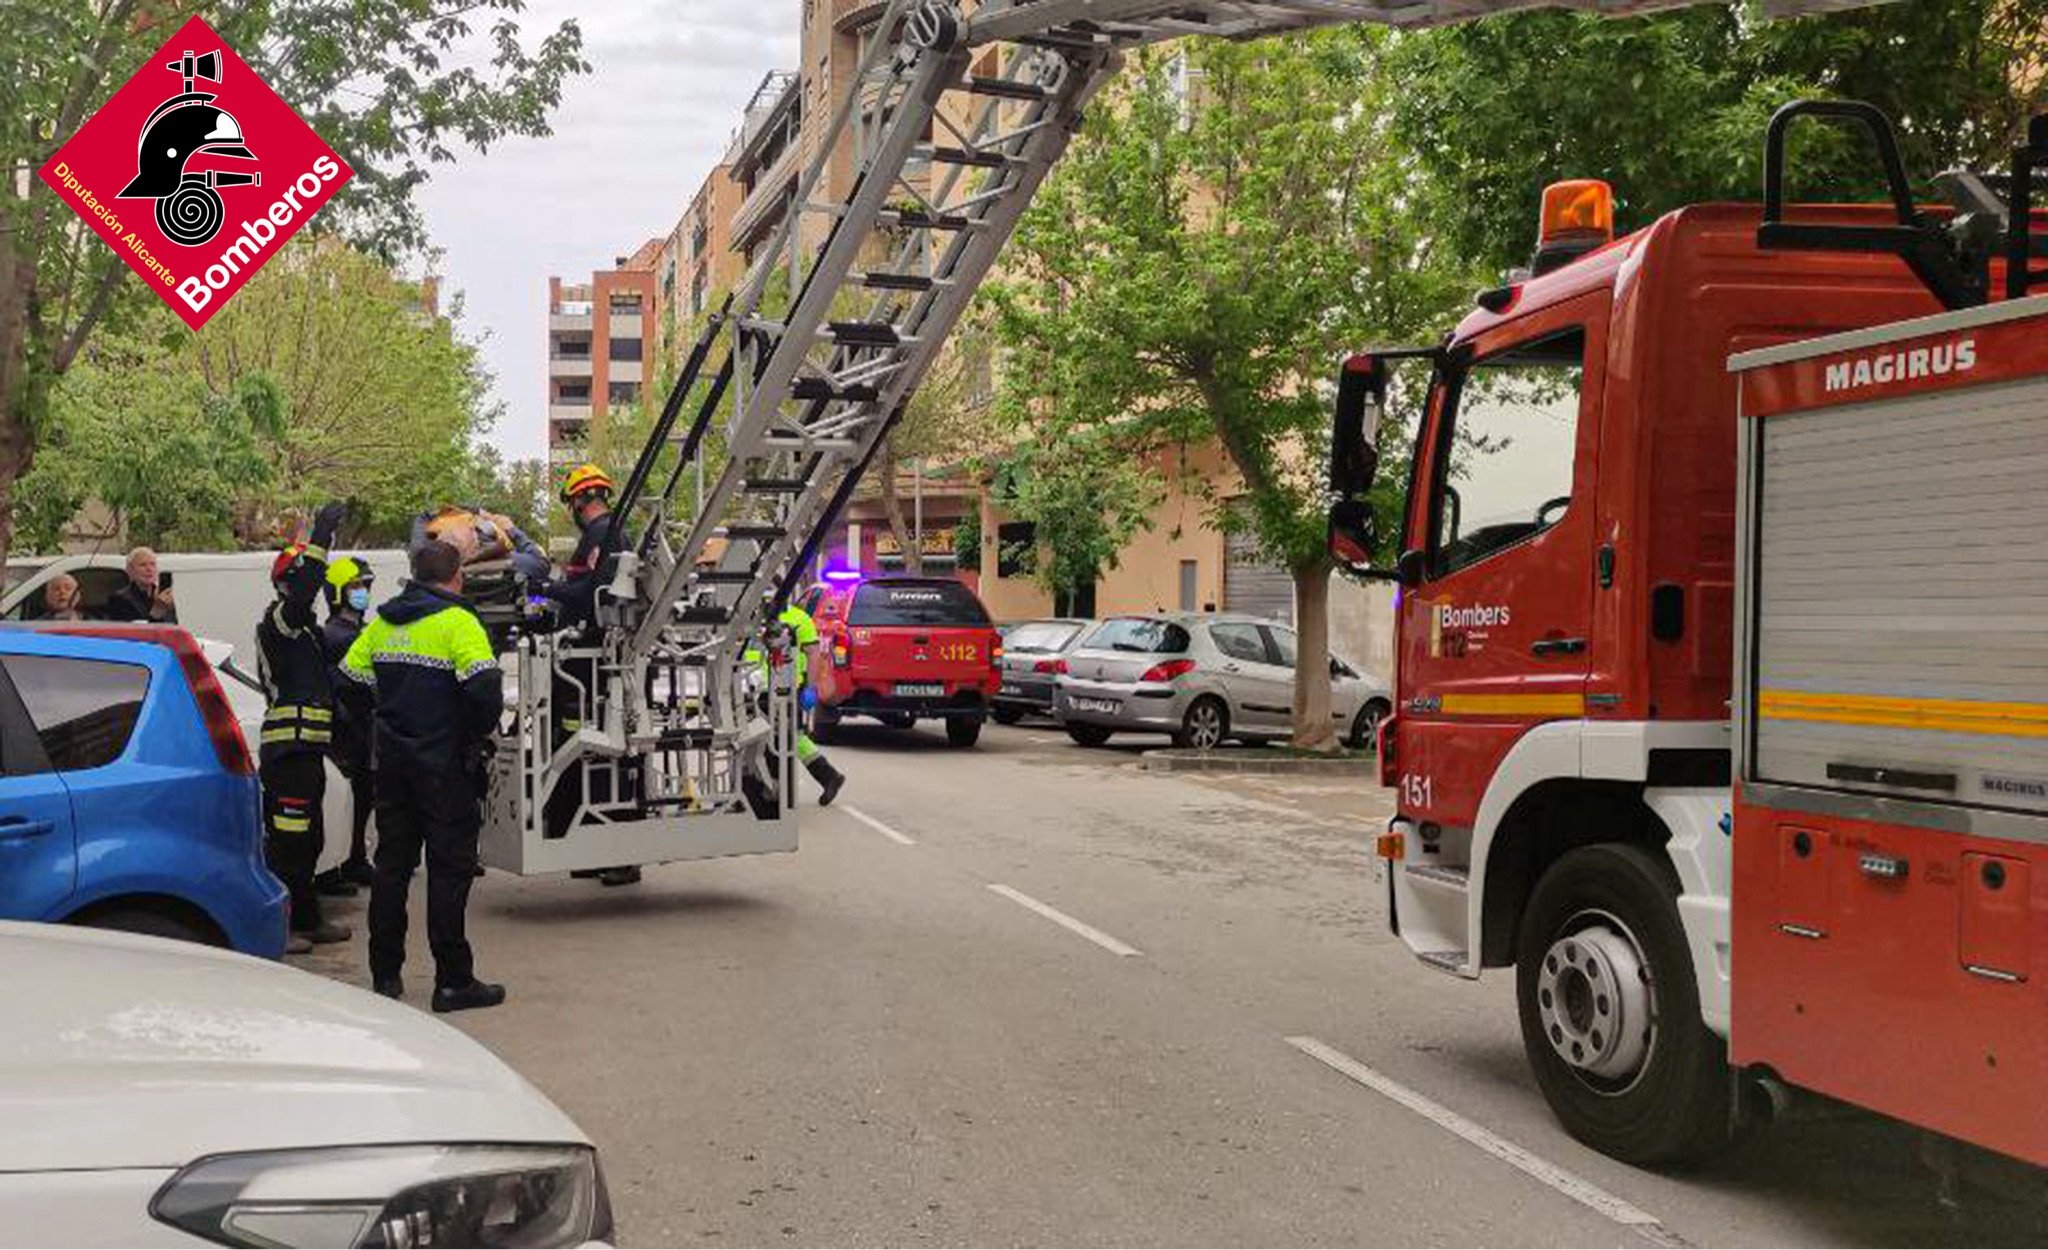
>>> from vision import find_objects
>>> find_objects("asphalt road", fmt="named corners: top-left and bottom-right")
top-left (302, 723), bottom-right (2048, 1247)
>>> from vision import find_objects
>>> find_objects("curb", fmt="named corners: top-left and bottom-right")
top-left (1141, 750), bottom-right (1375, 776)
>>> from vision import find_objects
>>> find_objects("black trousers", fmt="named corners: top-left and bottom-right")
top-left (260, 751), bottom-right (325, 931)
top-left (345, 766), bottom-right (376, 863)
top-left (369, 764), bottom-right (480, 989)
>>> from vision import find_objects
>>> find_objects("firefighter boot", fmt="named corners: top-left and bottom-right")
top-left (806, 756), bottom-right (846, 807)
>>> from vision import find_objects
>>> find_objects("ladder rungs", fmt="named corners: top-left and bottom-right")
top-left (718, 524), bottom-right (787, 541)
top-left (964, 75), bottom-right (1049, 102)
top-left (827, 321), bottom-right (902, 348)
top-left (1019, 29), bottom-right (1111, 52)
top-left (694, 570), bottom-right (759, 585)
top-left (744, 478), bottom-right (811, 494)
top-left (792, 378), bottom-right (881, 403)
top-left (883, 208), bottom-right (976, 232)
top-left (923, 145), bottom-right (1014, 170)
top-left (858, 271), bottom-right (936, 292)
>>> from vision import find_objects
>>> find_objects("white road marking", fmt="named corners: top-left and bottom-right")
top-left (1285, 1036), bottom-right (1688, 1248)
top-left (987, 884), bottom-right (1142, 958)
top-left (841, 805), bottom-right (917, 846)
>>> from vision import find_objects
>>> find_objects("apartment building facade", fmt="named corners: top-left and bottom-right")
top-left (545, 242), bottom-right (662, 472)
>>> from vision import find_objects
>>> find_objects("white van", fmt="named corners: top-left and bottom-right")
top-left (0, 549), bottom-right (412, 667)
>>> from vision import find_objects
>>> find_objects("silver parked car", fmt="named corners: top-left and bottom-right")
top-left (1055, 614), bottom-right (1391, 751)
top-left (992, 618), bottom-right (1092, 725)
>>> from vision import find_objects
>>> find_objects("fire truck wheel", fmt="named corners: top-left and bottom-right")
top-left (946, 716), bottom-right (984, 748)
top-left (808, 702), bottom-right (840, 744)
top-left (1516, 842), bottom-right (1738, 1166)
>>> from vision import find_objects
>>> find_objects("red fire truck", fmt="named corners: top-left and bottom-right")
top-left (1328, 102), bottom-right (2048, 1167)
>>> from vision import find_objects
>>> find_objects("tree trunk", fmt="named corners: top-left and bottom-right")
top-left (1291, 563), bottom-right (1338, 752)
top-left (0, 228), bottom-right (35, 573)
top-left (875, 436), bottom-right (923, 576)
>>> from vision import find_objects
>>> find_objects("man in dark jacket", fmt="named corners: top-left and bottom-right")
top-left (314, 557), bottom-right (377, 896)
top-left (339, 540), bottom-right (505, 1013)
top-left (104, 547), bottom-right (177, 623)
top-left (257, 503), bottom-right (350, 953)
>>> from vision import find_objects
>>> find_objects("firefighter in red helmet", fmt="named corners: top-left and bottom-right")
top-left (258, 501), bottom-right (350, 953)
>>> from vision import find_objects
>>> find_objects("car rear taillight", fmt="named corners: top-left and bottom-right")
top-left (42, 624), bottom-right (256, 776)
top-left (1034, 658), bottom-right (1068, 675)
top-left (832, 636), bottom-right (852, 668)
top-left (1139, 658), bottom-right (1197, 683)
top-left (992, 638), bottom-right (1004, 670)
top-left (1378, 713), bottom-right (1399, 788)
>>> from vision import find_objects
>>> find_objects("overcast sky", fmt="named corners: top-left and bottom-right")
top-left (414, 0), bottom-right (799, 465)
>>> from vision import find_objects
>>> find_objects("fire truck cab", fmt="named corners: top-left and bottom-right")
top-left (1329, 106), bottom-right (2048, 1165)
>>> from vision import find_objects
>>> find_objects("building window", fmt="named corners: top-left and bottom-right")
top-left (609, 382), bottom-right (642, 407)
top-left (608, 337), bottom-right (643, 362)
top-left (557, 380), bottom-right (591, 402)
top-left (997, 522), bottom-right (1036, 579)
top-left (608, 293), bottom-right (643, 315)
top-left (553, 336), bottom-right (591, 358)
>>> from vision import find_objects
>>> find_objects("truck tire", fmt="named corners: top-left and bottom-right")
top-left (1516, 842), bottom-right (1739, 1166)
top-left (946, 716), bottom-right (983, 748)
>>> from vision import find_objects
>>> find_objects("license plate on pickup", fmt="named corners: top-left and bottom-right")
top-left (893, 682), bottom-right (946, 699)
top-left (1072, 697), bottom-right (1119, 715)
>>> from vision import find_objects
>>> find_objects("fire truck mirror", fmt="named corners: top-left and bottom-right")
top-left (1330, 353), bottom-right (1389, 496)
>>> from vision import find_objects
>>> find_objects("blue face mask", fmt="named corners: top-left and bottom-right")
top-left (347, 587), bottom-right (371, 612)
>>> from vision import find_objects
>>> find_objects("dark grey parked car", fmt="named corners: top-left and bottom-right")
top-left (1055, 614), bottom-right (1390, 751)
top-left (992, 618), bottom-right (1091, 725)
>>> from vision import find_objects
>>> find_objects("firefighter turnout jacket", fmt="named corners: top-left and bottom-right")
top-left (543, 510), bottom-right (631, 633)
top-left (338, 583), bottom-right (503, 777)
top-left (257, 523), bottom-right (342, 765)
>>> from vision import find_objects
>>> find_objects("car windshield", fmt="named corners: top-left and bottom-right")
top-left (848, 581), bottom-right (991, 627)
top-left (1005, 622), bottom-right (1082, 654)
top-left (1083, 618), bottom-right (1190, 655)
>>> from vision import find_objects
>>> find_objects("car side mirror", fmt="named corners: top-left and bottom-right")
top-left (1328, 354), bottom-right (1393, 580)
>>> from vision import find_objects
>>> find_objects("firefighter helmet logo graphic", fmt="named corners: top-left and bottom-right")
top-left (38, 14), bottom-right (351, 329)
top-left (117, 49), bottom-right (261, 247)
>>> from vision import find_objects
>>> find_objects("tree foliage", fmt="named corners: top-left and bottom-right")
top-left (0, 0), bottom-right (587, 560)
top-left (990, 32), bottom-right (1477, 747)
top-left (1386, 1), bottom-right (2048, 273)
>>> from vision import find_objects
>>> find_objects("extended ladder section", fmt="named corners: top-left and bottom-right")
top-left (486, 0), bottom-right (1903, 876)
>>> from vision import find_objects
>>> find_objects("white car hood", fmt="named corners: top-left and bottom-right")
top-left (0, 923), bottom-right (585, 1171)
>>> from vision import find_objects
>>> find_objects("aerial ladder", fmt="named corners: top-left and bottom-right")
top-left (479, 0), bottom-right (1899, 877)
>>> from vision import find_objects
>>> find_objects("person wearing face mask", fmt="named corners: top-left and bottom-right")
top-left (314, 557), bottom-right (378, 896)
top-left (539, 464), bottom-right (641, 887)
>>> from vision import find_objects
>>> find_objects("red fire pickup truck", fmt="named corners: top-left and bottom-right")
top-left (800, 575), bottom-right (1003, 748)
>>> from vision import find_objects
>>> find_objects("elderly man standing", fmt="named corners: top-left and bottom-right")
top-left (104, 547), bottom-right (177, 624)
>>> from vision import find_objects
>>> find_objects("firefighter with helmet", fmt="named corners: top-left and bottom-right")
top-left (542, 463), bottom-right (641, 886)
top-left (745, 597), bottom-right (847, 807)
top-left (314, 556), bottom-right (378, 895)
top-left (258, 501), bottom-right (351, 953)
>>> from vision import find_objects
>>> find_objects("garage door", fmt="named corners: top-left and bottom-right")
top-left (1225, 530), bottom-right (1293, 624)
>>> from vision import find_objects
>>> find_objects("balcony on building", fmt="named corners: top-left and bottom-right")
top-left (730, 70), bottom-right (802, 258)
top-left (550, 285), bottom-right (594, 332)
top-left (550, 331), bottom-right (593, 378)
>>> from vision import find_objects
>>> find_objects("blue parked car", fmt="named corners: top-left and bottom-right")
top-left (0, 624), bottom-right (286, 958)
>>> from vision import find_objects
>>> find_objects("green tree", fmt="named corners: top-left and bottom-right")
top-left (15, 317), bottom-right (286, 552)
top-left (992, 34), bottom-right (1474, 749)
top-left (0, 0), bottom-right (587, 560)
top-left (1386, 1), bottom-right (2048, 274)
top-left (186, 235), bottom-right (495, 542)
